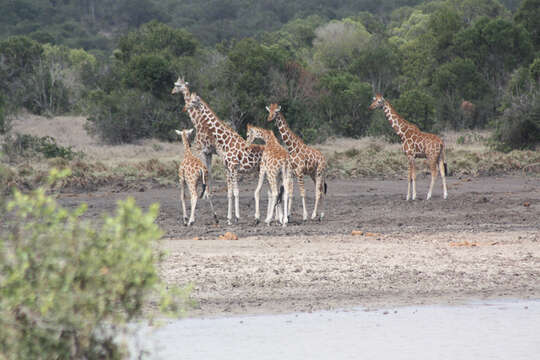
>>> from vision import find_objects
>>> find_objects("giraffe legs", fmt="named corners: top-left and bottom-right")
top-left (225, 170), bottom-right (240, 225)
top-left (297, 173), bottom-right (308, 221)
top-left (187, 183), bottom-right (198, 226)
top-left (280, 165), bottom-right (290, 226)
top-left (254, 168), bottom-right (265, 224)
top-left (311, 173), bottom-right (325, 221)
top-left (203, 185), bottom-right (219, 224)
top-left (226, 168), bottom-right (240, 224)
top-left (407, 158), bottom-right (417, 201)
top-left (440, 158), bottom-right (448, 199)
top-left (287, 172), bottom-right (294, 217)
top-left (226, 172), bottom-right (234, 225)
top-left (426, 159), bottom-right (438, 200)
top-left (265, 175), bottom-right (279, 225)
top-left (179, 177), bottom-right (188, 225)
top-left (203, 151), bottom-right (213, 180)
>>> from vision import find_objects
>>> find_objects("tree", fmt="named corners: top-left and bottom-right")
top-left (311, 18), bottom-right (372, 72)
top-left (427, 7), bottom-right (464, 62)
top-left (349, 36), bottom-right (401, 93)
top-left (219, 38), bottom-right (286, 131)
top-left (431, 57), bottom-right (490, 128)
top-left (454, 17), bottom-right (533, 110)
top-left (117, 21), bottom-right (198, 63)
top-left (319, 71), bottom-right (373, 137)
top-left (514, 0), bottom-right (540, 50)
top-left (394, 89), bottom-right (436, 131)
top-left (0, 36), bottom-right (44, 111)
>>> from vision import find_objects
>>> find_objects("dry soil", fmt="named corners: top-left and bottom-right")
top-left (57, 175), bottom-right (540, 317)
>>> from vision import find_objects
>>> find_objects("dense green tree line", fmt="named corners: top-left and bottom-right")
top-left (0, 0), bottom-right (538, 149)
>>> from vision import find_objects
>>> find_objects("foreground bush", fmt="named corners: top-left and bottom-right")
top-left (0, 170), bottom-right (188, 359)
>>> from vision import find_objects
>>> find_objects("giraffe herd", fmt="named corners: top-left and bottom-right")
top-left (172, 78), bottom-right (448, 226)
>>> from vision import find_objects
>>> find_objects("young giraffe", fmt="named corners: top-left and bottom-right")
top-left (266, 103), bottom-right (327, 221)
top-left (368, 93), bottom-right (448, 200)
top-left (184, 93), bottom-right (264, 225)
top-left (175, 129), bottom-right (218, 226)
top-left (245, 124), bottom-right (292, 226)
top-left (171, 77), bottom-right (216, 177)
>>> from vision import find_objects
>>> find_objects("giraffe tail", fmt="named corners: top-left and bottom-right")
top-left (324, 182), bottom-right (328, 195)
top-left (441, 145), bottom-right (448, 176)
top-left (199, 169), bottom-right (207, 199)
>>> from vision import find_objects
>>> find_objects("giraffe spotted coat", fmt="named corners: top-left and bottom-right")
top-left (246, 124), bottom-right (292, 226)
top-left (184, 92), bottom-right (264, 224)
top-left (266, 103), bottom-right (327, 221)
top-left (369, 93), bottom-right (448, 200)
top-left (175, 129), bottom-right (217, 226)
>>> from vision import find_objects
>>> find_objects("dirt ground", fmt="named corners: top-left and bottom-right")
top-left (57, 174), bottom-right (540, 317)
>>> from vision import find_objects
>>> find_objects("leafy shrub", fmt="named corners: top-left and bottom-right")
top-left (492, 93), bottom-right (540, 151)
top-left (1, 134), bottom-right (82, 161)
top-left (0, 93), bottom-right (8, 134)
top-left (87, 88), bottom-right (186, 144)
top-left (0, 170), bottom-right (188, 359)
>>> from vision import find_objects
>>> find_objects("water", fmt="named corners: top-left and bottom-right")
top-left (130, 300), bottom-right (540, 360)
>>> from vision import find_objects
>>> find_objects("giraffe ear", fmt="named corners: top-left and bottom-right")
top-left (175, 129), bottom-right (182, 136)
top-left (186, 129), bottom-right (194, 135)
top-left (265, 106), bottom-right (270, 112)
top-left (277, 106), bottom-right (281, 112)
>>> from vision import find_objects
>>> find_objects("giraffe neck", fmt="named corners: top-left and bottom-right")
top-left (382, 101), bottom-right (417, 141)
top-left (263, 131), bottom-right (279, 147)
top-left (275, 112), bottom-right (303, 154)
top-left (181, 133), bottom-right (192, 156)
top-left (198, 99), bottom-right (245, 149)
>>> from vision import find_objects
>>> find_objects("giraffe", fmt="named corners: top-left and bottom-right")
top-left (171, 77), bottom-right (216, 178)
top-left (184, 92), bottom-right (264, 225)
top-left (245, 124), bottom-right (292, 226)
top-left (368, 93), bottom-right (448, 200)
top-left (266, 103), bottom-right (327, 221)
top-left (175, 129), bottom-right (218, 226)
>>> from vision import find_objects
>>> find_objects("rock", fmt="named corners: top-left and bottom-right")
top-left (219, 232), bottom-right (238, 240)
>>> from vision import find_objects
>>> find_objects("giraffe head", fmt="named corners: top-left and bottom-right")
top-left (245, 124), bottom-right (267, 146)
top-left (266, 103), bottom-right (282, 123)
top-left (171, 77), bottom-right (189, 95)
top-left (368, 94), bottom-right (385, 110)
top-left (175, 128), bottom-right (194, 143)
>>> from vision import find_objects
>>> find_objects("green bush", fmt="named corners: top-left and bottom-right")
top-left (87, 89), bottom-right (185, 144)
top-left (492, 93), bottom-right (540, 151)
top-left (1, 134), bottom-right (82, 161)
top-left (0, 93), bottom-right (8, 134)
top-left (0, 170), bottom-right (188, 359)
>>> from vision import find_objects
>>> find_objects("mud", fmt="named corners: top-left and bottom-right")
top-left (57, 175), bottom-right (540, 317)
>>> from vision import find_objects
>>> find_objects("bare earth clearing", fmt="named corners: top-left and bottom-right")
top-left (56, 175), bottom-right (540, 317)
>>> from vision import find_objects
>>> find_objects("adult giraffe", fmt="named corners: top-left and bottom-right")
top-left (266, 103), bottom-right (327, 221)
top-left (368, 93), bottom-right (448, 200)
top-left (171, 77), bottom-right (216, 177)
top-left (184, 93), bottom-right (264, 225)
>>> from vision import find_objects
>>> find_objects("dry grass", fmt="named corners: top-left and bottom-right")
top-left (9, 112), bottom-right (185, 163)
top-left (2, 113), bottom-right (539, 192)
